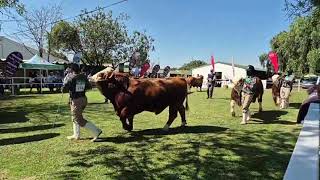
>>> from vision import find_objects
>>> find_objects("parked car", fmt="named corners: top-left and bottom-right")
top-left (300, 75), bottom-right (319, 89)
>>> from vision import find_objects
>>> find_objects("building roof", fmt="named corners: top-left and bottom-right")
top-left (0, 36), bottom-right (69, 64)
top-left (191, 61), bottom-right (265, 71)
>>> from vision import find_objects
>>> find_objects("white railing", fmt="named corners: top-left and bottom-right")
top-left (284, 103), bottom-right (320, 180)
top-left (0, 76), bottom-right (63, 95)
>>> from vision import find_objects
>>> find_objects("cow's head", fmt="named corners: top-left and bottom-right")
top-left (91, 67), bottom-right (130, 98)
top-left (233, 78), bottom-right (244, 94)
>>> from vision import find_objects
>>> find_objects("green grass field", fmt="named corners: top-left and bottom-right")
top-left (0, 88), bottom-right (306, 180)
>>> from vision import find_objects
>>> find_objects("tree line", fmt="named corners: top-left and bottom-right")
top-left (260, 0), bottom-right (320, 76)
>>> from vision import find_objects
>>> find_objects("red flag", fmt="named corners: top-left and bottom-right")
top-left (140, 62), bottom-right (150, 77)
top-left (211, 55), bottom-right (215, 72)
top-left (268, 52), bottom-right (279, 73)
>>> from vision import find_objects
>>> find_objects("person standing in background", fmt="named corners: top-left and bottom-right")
top-left (207, 69), bottom-right (216, 99)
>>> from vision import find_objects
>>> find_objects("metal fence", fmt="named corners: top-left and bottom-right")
top-left (0, 77), bottom-right (63, 95)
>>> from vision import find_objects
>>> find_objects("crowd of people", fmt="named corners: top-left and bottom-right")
top-left (28, 71), bottom-right (64, 93)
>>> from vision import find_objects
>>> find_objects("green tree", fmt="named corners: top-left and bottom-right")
top-left (127, 31), bottom-right (155, 67)
top-left (285, 0), bottom-right (320, 17)
top-left (0, 0), bottom-right (24, 15)
top-left (50, 9), bottom-right (154, 67)
top-left (50, 21), bottom-right (81, 53)
top-left (258, 53), bottom-right (269, 68)
top-left (307, 48), bottom-right (320, 73)
top-left (266, 8), bottom-right (320, 75)
top-left (179, 60), bottom-right (208, 70)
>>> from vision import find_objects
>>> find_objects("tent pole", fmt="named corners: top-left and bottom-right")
top-left (40, 69), bottom-right (42, 94)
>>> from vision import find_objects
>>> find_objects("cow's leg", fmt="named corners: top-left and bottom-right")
top-left (258, 94), bottom-right (263, 112)
top-left (230, 100), bottom-right (236, 117)
top-left (120, 107), bottom-right (131, 131)
top-left (127, 116), bottom-right (134, 131)
top-left (178, 105), bottom-right (187, 127)
top-left (163, 106), bottom-right (178, 131)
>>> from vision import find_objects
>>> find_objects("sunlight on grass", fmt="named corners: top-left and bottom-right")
top-left (0, 88), bottom-right (306, 179)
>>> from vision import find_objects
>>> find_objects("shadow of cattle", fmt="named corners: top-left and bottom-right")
top-left (289, 103), bottom-right (302, 109)
top-left (59, 129), bottom-right (298, 180)
top-left (132, 125), bottom-right (229, 136)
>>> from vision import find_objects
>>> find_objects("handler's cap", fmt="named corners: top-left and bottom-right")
top-left (70, 63), bottom-right (80, 73)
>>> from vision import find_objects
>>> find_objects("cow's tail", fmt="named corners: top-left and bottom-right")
top-left (185, 93), bottom-right (189, 111)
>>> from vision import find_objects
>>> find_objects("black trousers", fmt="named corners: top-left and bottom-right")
top-left (207, 85), bottom-right (214, 98)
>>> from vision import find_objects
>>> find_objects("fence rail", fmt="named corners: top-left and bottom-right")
top-left (284, 103), bottom-right (320, 180)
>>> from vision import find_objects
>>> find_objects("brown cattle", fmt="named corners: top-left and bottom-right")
top-left (230, 77), bottom-right (264, 116)
top-left (92, 69), bottom-right (189, 131)
top-left (186, 75), bottom-right (204, 91)
top-left (271, 74), bottom-right (293, 106)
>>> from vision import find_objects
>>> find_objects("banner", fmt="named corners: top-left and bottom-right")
top-left (150, 64), bottom-right (160, 78)
top-left (268, 52), bottom-right (279, 73)
top-left (163, 66), bottom-right (171, 77)
top-left (140, 62), bottom-right (150, 77)
top-left (211, 55), bottom-right (215, 72)
top-left (5, 52), bottom-right (23, 77)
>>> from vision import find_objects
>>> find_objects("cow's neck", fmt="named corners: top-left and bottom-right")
top-left (106, 88), bottom-right (132, 115)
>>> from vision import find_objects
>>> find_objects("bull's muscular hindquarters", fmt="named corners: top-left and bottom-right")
top-left (95, 72), bottom-right (189, 131)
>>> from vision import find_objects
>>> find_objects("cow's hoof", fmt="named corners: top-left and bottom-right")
top-left (127, 125), bottom-right (133, 131)
top-left (163, 124), bottom-right (170, 131)
top-left (259, 109), bottom-right (263, 112)
top-left (231, 112), bottom-right (236, 117)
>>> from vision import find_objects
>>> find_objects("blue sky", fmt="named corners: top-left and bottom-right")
top-left (0, 0), bottom-right (291, 68)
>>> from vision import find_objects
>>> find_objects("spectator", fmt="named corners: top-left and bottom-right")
top-left (0, 72), bottom-right (4, 96)
top-left (47, 72), bottom-right (55, 92)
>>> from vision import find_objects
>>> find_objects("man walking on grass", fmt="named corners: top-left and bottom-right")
top-left (63, 64), bottom-right (102, 142)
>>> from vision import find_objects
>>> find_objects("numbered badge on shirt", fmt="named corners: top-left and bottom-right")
top-left (75, 81), bottom-right (85, 92)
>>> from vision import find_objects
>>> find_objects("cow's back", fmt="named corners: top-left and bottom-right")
top-left (128, 77), bottom-right (188, 114)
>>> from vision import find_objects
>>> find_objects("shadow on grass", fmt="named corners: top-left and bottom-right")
top-left (0, 95), bottom-right (41, 101)
top-left (94, 135), bottom-right (148, 144)
top-left (0, 133), bottom-right (60, 146)
top-left (289, 103), bottom-right (302, 109)
top-left (251, 110), bottom-right (296, 125)
top-left (61, 129), bottom-right (298, 179)
top-left (88, 102), bottom-right (107, 105)
top-left (133, 125), bottom-right (228, 136)
top-left (52, 170), bottom-right (81, 179)
top-left (0, 111), bottom-right (29, 124)
top-left (0, 123), bottom-right (65, 134)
